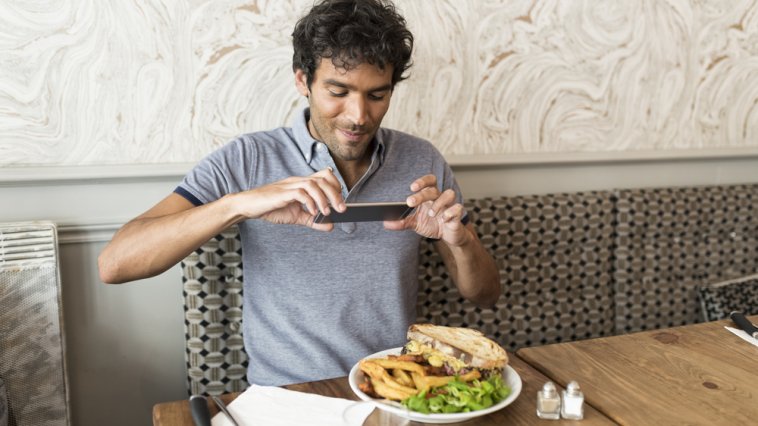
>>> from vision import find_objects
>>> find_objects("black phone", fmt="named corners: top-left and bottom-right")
top-left (313, 202), bottom-right (415, 224)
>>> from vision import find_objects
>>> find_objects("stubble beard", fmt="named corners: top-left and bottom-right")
top-left (311, 114), bottom-right (372, 163)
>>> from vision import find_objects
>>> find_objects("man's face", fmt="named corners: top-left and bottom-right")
top-left (295, 59), bottom-right (393, 164)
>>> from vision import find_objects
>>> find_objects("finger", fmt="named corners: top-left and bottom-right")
top-left (407, 186), bottom-right (440, 207)
top-left (289, 188), bottom-right (319, 216)
top-left (427, 189), bottom-right (457, 218)
top-left (439, 203), bottom-right (465, 223)
top-left (312, 167), bottom-right (346, 212)
top-left (409, 174), bottom-right (437, 192)
top-left (291, 176), bottom-right (340, 215)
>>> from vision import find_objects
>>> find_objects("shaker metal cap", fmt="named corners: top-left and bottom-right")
top-left (541, 381), bottom-right (558, 397)
top-left (566, 380), bottom-right (582, 396)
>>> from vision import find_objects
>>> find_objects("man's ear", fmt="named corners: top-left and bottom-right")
top-left (294, 69), bottom-right (309, 97)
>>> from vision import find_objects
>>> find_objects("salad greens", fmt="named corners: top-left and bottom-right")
top-left (401, 374), bottom-right (511, 415)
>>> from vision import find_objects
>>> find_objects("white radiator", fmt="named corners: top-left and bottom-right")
top-left (0, 222), bottom-right (70, 426)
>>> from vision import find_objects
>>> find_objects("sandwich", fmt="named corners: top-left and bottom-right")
top-left (357, 323), bottom-right (511, 413)
top-left (402, 323), bottom-right (508, 378)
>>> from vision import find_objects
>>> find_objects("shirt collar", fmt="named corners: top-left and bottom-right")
top-left (292, 107), bottom-right (386, 165)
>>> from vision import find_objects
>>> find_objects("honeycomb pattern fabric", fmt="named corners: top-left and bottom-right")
top-left (698, 275), bottom-right (758, 322)
top-left (613, 185), bottom-right (758, 333)
top-left (181, 227), bottom-right (247, 396)
top-left (416, 193), bottom-right (617, 351)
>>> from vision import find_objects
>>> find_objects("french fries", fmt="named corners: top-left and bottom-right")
top-left (359, 360), bottom-right (417, 394)
top-left (358, 356), bottom-right (482, 401)
top-left (367, 358), bottom-right (426, 376)
top-left (392, 368), bottom-right (414, 387)
top-left (411, 369), bottom-right (481, 393)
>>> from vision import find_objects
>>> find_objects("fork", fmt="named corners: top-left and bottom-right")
top-left (210, 395), bottom-right (240, 426)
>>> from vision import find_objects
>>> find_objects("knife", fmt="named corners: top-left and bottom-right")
top-left (189, 395), bottom-right (211, 426)
top-left (729, 311), bottom-right (758, 339)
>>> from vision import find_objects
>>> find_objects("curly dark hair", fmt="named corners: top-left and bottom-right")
top-left (292, 0), bottom-right (414, 88)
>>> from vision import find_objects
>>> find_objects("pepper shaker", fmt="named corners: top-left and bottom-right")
top-left (561, 380), bottom-right (584, 420)
top-left (536, 381), bottom-right (561, 419)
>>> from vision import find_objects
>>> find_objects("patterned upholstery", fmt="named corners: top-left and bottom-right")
top-left (181, 227), bottom-right (247, 396)
top-left (613, 185), bottom-right (758, 333)
top-left (417, 193), bottom-right (617, 351)
top-left (698, 275), bottom-right (758, 322)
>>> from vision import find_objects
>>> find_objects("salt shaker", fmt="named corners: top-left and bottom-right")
top-left (536, 381), bottom-right (561, 419)
top-left (561, 380), bottom-right (584, 420)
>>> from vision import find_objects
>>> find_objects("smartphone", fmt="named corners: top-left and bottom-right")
top-left (314, 202), bottom-right (415, 224)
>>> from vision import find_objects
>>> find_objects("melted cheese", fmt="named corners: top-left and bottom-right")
top-left (405, 340), bottom-right (468, 372)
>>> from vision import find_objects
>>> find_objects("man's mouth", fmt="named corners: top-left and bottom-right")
top-left (340, 129), bottom-right (365, 142)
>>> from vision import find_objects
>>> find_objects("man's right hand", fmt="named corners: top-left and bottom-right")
top-left (243, 167), bottom-right (346, 230)
top-left (98, 167), bottom-right (345, 284)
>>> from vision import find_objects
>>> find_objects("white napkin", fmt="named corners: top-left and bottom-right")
top-left (725, 326), bottom-right (758, 348)
top-left (210, 384), bottom-right (375, 426)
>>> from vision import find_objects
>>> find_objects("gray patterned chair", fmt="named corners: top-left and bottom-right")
top-left (698, 275), bottom-right (758, 322)
top-left (181, 192), bottom-right (618, 395)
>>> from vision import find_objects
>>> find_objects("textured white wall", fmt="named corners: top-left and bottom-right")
top-left (2, 0), bottom-right (758, 167)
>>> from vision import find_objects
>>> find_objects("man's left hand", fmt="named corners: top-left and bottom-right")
top-left (383, 174), bottom-right (470, 247)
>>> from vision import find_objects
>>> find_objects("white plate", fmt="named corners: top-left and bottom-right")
top-left (348, 347), bottom-right (522, 424)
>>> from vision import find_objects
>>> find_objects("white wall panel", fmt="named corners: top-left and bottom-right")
top-left (2, 0), bottom-right (758, 167)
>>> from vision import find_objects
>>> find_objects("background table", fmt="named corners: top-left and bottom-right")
top-left (153, 354), bottom-right (614, 425)
top-left (517, 316), bottom-right (758, 425)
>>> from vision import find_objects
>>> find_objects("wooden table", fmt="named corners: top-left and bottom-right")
top-left (517, 316), bottom-right (758, 425)
top-left (153, 354), bottom-right (614, 425)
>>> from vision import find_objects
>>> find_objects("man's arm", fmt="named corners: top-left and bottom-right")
top-left (98, 168), bottom-right (345, 284)
top-left (433, 223), bottom-right (501, 308)
top-left (98, 193), bottom-right (243, 284)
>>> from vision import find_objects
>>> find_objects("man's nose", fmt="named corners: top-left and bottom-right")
top-left (345, 95), bottom-right (368, 127)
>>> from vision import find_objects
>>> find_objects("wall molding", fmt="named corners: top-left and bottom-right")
top-left (447, 147), bottom-right (758, 167)
top-left (0, 163), bottom-right (193, 186)
top-left (2, 148), bottom-right (758, 184)
top-left (57, 222), bottom-right (123, 245)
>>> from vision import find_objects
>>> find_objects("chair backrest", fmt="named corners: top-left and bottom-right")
top-left (417, 193), bottom-right (617, 351)
top-left (613, 184), bottom-right (758, 333)
top-left (181, 227), bottom-right (246, 396)
top-left (0, 221), bottom-right (70, 426)
top-left (698, 274), bottom-right (758, 322)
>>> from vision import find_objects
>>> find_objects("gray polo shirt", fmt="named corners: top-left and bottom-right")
top-left (176, 107), bottom-right (463, 386)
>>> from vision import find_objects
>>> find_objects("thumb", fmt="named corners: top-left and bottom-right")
top-left (383, 219), bottom-right (409, 230)
top-left (302, 213), bottom-right (335, 232)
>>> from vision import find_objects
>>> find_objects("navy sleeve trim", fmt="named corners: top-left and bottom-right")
top-left (174, 186), bottom-right (204, 207)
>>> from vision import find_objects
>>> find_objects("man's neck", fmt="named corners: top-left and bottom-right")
top-left (334, 155), bottom-right (371, 190)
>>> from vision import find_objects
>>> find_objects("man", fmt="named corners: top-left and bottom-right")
top-left (98, 0), bottom-right (500, 386)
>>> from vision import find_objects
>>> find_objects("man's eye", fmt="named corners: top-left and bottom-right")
top-left (329, 90), bottom-right (347, 97)
top-left (368, 93), bottom-right (386, 101)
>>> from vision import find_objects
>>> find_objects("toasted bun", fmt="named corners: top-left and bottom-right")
top-left (407, 324), bottom-right (508, 369)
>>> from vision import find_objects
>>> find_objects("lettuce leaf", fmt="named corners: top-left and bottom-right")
top-left (401, 375), bottom-right (511, 414)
